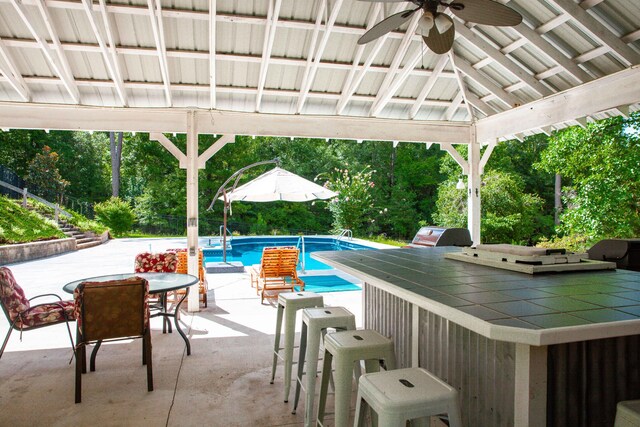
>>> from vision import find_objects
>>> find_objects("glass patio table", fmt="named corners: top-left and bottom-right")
top-left (63, 272), bottom-right (198, 355)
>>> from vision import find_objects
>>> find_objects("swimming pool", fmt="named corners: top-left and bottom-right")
top-left (203, 236), bottom-right (373, 270)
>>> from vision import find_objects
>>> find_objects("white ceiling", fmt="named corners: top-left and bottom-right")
top-left (0, 0), bottom-right (639, 140)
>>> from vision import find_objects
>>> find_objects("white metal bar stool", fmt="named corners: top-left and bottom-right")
top-left (270, 291), bottom-right (324, 403)
top-left (316, 329), bottom-right (396, 427)
top-left (292, 307), bottom-right (357, 427)
top-left (615, 400), bottom-right (640, 427)
top-left (354, 367), bottom-right (462, 427)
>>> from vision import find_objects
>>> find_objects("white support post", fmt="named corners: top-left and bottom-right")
top-left (468, 126), bottom-right (481, 245)
top-left (186, 110), bottom-right (199, 312)
top-left (22, 187), bottom-right (28, 207)
top-left (514, 344), bottom-right (548, 427)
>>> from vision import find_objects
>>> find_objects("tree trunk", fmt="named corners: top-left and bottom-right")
top-left (110, 131), bottom-right (123, 197)
top-left (554, 173), bottom-right (562, 225)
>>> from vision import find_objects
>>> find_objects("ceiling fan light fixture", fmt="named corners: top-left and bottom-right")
top-left (434, 13), bottom-right (453, 33)
top-left (418, 12), bottom-right (434, 34)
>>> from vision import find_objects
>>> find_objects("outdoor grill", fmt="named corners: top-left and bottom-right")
top-left (587, 239), bottom-right (640, 271)
top-left (407, 226), bottom-right (473, 248)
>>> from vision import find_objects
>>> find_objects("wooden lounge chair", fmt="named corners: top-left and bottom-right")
top-left (249, 247), bottom-right (305, 303)
top-left (168, 249), bottom-right (208, 308)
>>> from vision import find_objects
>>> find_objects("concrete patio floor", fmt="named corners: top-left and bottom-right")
top-left (0, 238), bottom-right (364, 426)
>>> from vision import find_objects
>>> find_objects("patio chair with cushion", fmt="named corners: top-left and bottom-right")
top-left (133, 251), bottom-right (178, 273)
top-left (167, 248), bottom-right (208, 307)
top-left (0, 266), bottom-right (75, 360)
top-left (73, 276), bottom-right (152, 403)
top-left (249, 247), bottom-right (305, 303)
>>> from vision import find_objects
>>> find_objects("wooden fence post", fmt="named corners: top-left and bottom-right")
top-left (22, 188), bottom-right (28, 207)
top-left (55, 204), bottom-right (60, 223)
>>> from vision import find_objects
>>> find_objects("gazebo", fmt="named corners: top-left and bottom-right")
top-left (0, 0), bottom-right (638, 317)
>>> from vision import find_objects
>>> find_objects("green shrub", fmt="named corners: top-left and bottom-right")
top-left (94, 197), bottom-right (135, 236)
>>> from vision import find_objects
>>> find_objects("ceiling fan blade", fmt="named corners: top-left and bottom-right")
top-left (423, 17), bottom-right (455, 54)
top-left (358, 8), bottom-right (418, 45)
top-left (450, 0), bottom-right (523, 26)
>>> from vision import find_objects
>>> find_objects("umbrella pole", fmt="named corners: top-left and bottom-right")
top-left (223, 189), bottom-right (228, 263)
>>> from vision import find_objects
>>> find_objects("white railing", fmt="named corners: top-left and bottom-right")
top-left (0, 179), bottom-right (72, 222)
top-left (219, 225), bottom-right (233, 244)
top-left (335, 229), bottom-right (353, 241)
top-left (296, 235), bottom-right (306, 273)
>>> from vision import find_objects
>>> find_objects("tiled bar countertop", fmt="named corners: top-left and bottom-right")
top-left (313, 246), bottom-right (640, 426)
top-left (314, 246), bottom-right (640, 346)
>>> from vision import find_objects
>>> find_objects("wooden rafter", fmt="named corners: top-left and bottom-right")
top-left (1, 36), bottom-right (458, 81)
top-left (410, 54), bottom-right (449, 119)
top-left (369, 12), bottom-right (421, 116)
top-left (296, 0), bottom-right (343, 114)
top-left (546, 0), bottom-right (640, 67)
top-left (256, 0), bottom-right (282, 112)
top-left (453, 21), bottom-right (553, 98)
top-left (81, 0), bottom-right (127, 106)
top-left (10, 0), bottom-right (80, 103)
top-left (336, 3), bottom-right (404, 115)
top-left (296, 0), bottom-right (328, 113)
top-left (453, 54), bottom-right (519, 109)
top-left (448, 52), bottom-right (475, 120)
top-left (146, 0), bottom-right (172, 106)
top-left (209, 0), bottom-right (216, 109)
top-left (371, 46), bottom-right (422, 117)
top-left (0, 37), bottom-right (30, 101)
top-left (97, 0), bottom-right (126, 104)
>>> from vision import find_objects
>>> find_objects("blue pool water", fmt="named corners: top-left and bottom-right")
top-left (203, 236), bottom-right (372, 271)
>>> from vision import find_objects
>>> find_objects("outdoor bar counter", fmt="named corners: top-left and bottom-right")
top-left (313, 246), bottom-right (640, 427)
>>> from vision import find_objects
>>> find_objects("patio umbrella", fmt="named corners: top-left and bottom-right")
top-left (209, 164), bottom-right (337, 262)
top-left (222, 167), bottom-right (337, 203)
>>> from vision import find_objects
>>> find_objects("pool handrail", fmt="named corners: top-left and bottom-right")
top-left (335, 229), bottom-right (353, 241)
top-left (296, 235), bottom-right (306, 273)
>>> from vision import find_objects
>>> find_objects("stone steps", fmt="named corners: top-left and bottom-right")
top-left (24, 204), bottom-right (105, 250)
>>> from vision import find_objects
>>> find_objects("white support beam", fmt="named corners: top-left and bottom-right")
top-left (185, 110), bottom-right (199, 312)
top-left (147, 0), bottom-right (172, 106)
top-left (97, 0), bottom-right (127, 106)
top-left (10, 0), bottom-right (80, 103)
top-left (440, 142), bottom-right (469, 175)
top-left (339, 3), bottom-right (382, 114)
top-left (296, 0), bottom-right (327, 114)
top-left (546, 0), bottom-right (640, 67)
top-left (613, 105), bottom-right (630, 118)
top-left (256, 0), bottom-right (282, 112)
top-left (453, 54), bottom-right (520, 109)
top-left (150, 132), bottom-right (187, 167)
top-left (476, 66), bottom-right (640, 142)
top-left (2, 36), bottom-right (458, 81)
top-left (298, 0), bottom-right (345, 113)
top-left (0, 74), bottom-right (460, 110)
top-left (209, 0), bottom-right (216, 109)
top-left (444, 92), bottom-right (464, 121)
top-left (369, 12), bottom-right (421, 116)
top-left (410, 55), bottom-right (449, 119)
top-left (35, 0), bottom-right (79, 97)
top-left (371, 47), bottom-right (422, 117)
top-left (454, 21), bottom-right (553, 98)
top-left (0, 102), bottom-right (472, 143)
top-left (449, 52), bottom-right (475, 120)
top-left (81, 0), bottom-right (127, 106)
top-left (336, 3), bottom-right (404, 115)
top-left (465, 91), bottom-right (497, 118)
top-left (198, 134), bottom-right (234, 168)
top-left (479, 140), bottom-right (497, 174)
top-left (467, 133), bottom-right (481, 245)
top-left (0, 37), bottom-right (30, 101)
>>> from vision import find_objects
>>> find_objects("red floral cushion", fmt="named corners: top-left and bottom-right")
top-left (0, 267), bottom-right (29, 322)
top-left (134, 252), bottom-right (178, 273)
top-left (17, 301), bottom-right (75, 328)
top-left (1, 266), bottom-right (75, 329)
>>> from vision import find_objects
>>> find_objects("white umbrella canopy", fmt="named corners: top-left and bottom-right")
top-left (221, 167), bottom-right (337, 202)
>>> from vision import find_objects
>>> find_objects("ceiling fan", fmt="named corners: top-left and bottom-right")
top-left (357, 0), bottom-right (523, 54)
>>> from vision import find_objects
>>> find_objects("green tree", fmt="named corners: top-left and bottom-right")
top-left (26, 145), bottom-right (69, 202)
top-left (94, 197), bottom-right (136, 236)
top-left (535, 113), bottom-right (640, 240)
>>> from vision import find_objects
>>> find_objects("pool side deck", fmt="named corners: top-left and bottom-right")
top-left (0, 237), bottom-right (377, 426)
